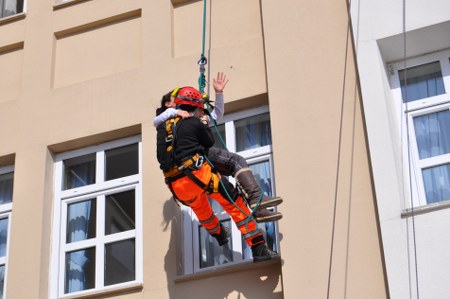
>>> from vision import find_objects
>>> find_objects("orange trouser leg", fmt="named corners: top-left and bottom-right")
top-left (208, 193), bottom-right (264, 247)
top-left (180, 193), bottom-right (221, 235)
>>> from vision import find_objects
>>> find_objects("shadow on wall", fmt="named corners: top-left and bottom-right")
top-left (161, 199), bottom-right (283, 299)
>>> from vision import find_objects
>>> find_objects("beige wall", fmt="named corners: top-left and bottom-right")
top-left (261, 0), bottom-right (388, 298)
top-left (0, 0), bottom-right (386, 298)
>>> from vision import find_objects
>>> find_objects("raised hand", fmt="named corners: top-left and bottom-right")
top-left (213, 72), bottom-right (229, 93)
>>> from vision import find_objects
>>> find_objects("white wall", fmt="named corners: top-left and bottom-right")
top-left (350, 0), bottom-right (450, 298)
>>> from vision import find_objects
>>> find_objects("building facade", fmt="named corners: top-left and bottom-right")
top-left (1, 0), bottom-right (387, 298)
top-left (351, 0), bottom-right (450, 298)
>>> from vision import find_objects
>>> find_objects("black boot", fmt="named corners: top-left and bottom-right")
top-left (211, 225), bottom-right (230, 246)
top-left (235, 168), bottom-right (283, 210)
top-left (251, 243), bottom-right (278, 263)
top-left (253, 208), bottom-right (282, 223)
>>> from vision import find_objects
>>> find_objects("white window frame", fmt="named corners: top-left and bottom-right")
top-left (0, 0), bottom-right (26, 19)
top-left (182, 106), bottom-right (280, 274)
top-left (0, 165), bottom-right (13, 299)
top-left (389, 48), bottom-right (450, 207)
top-left (50, 136), bottom-right (143, 299)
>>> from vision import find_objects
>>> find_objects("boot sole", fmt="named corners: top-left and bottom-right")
top-left (250, 197), bottom-right (283, 209)
top-left (253, 251), bottom-right (279, 263)
top-left (253, 255), bottom-right (273, 263)
top-left (254, 213), bottom-right (283, 223)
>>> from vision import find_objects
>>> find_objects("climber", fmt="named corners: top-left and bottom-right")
top-left (156, 86), bottom-right (277, 262)
top-left (154, 72), bottom-right (283, 222)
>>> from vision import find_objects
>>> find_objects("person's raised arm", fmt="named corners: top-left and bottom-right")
top-left (209, 72), bottom-right (228, 122)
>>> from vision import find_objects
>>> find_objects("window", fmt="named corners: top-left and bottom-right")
top-left (0, 0), bottom-right (24, 19)
top-left (51, 136), bottom-right (142, 298)
top-left (182, 106), bottom-right (280, 274)
top-left (0, 165), bottom-right (13, 299)
top-left (390, 49), bottom-right (450, 207)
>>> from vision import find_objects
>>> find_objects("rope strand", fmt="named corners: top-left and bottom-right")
top-left (402, 0), bottom-right (420, 297)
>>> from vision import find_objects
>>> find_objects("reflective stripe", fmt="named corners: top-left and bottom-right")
top-left (236, 216), bottom-right (255, 228)
top-left (206, 223), bottom-right (220, 234)
top-left (243, 229), bottom-right (262, 240)
top-left (200, 212), bottom-right (216, 225)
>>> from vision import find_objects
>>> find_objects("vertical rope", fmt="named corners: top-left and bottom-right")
top-left (326, 9), bottom-right (351, 299)
top-left (198, 0), bottom-right (208, 95)
top-left (402, 0), bottom-right (420, 297)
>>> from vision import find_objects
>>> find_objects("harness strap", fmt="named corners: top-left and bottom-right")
top-left (181, 167), bottom-right (208, 190)
top-left (164, 154), bottom-right (203, 178)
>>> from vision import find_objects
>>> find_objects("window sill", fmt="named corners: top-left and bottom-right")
top-left (58, 282), bottom-right (143, 299)
top-left (53, 0), bottom-right (92, 10)
top-left (401, 200), bottom-right (450, 218)
top-left (174, 256), bottom-right (281, 283)
top-left (0, 12), bottom-right (25, 26)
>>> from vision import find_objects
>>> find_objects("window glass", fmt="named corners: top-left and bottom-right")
top-left (104, 239), bottom-right (136, 286)
top-left (0, 0), bottom-right (24, 18)
top-left (414, 110), bottom-right (450, 159)
top-left (63, 154), bottom-right (96, 190)
top-left (105, 144), bottom-right (139, 181)
top-left (65, 248), bottom-right (96, 293)
top-left (399, 61), bottom-right (445, 103)
top-left (199, 220), bottom-right (233, 269)
top-left (66, 199), bottom-right (96, 243)
top-left (0, 218), bottom-right (8, 257)
top-left (105, 190), bottom-right (135, 235)
top-left (235, 113), bottom-right (272, 151)
top-left (249, 160), bottom-right (273, 197)
top-left (0, 265), bottom-right (4, 299)
top-left (422, 164), bottom-right (450, 204)
top-left (242, 160), bottom-right (278, 258)
top-left (0, 172), bottom-right (13, 205)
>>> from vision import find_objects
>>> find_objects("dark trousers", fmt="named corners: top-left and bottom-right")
top-left (207, 147), bottom-right (248, 177)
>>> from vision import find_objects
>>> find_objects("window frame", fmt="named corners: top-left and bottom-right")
top-left (182, 105), bottom-right (280, 274)
top-left (389, 48), bottom-right (450, 207)
top-left (0, 0), bottom-right (26, 19)
top-left (0, 165), bottom-right (13, 299)
top-left (50, 136), bottom-right (143, 299)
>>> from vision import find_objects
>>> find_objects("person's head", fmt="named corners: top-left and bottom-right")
top-left (156, 88), bottom-right (180, 116)
top-left (174, 87), bottom-right (204, 117)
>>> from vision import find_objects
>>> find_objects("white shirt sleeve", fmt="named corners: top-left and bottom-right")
top-left (153, 108), bottom-right (178, 127)
top-left (209, 92), bottom-right (224, 123)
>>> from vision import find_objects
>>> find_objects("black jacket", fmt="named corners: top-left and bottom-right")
top-left (157, 117), bottom-right (215, 171)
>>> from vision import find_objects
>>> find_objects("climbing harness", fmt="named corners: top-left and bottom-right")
top-left (162, 117), bottom-right (220, 204)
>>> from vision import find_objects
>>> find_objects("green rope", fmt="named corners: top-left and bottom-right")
top-left (201, 0), bottom-right (207, 56)
top-left (197, 0), bottom-right (208, 95)
top-left (196, 0), bottom-right (264, 226)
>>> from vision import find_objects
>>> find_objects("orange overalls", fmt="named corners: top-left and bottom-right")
top-left (164, 157), bottom-right (264, 247)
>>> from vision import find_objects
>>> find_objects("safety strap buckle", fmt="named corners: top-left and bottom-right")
top-left (195, 155), bottom-right (204, 168)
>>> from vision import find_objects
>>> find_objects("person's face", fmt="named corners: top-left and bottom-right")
top-left (165, 97), bottom-right (176, 108)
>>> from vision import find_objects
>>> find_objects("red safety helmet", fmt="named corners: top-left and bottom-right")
top-left (174, 87), bottom-right (204, 108)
